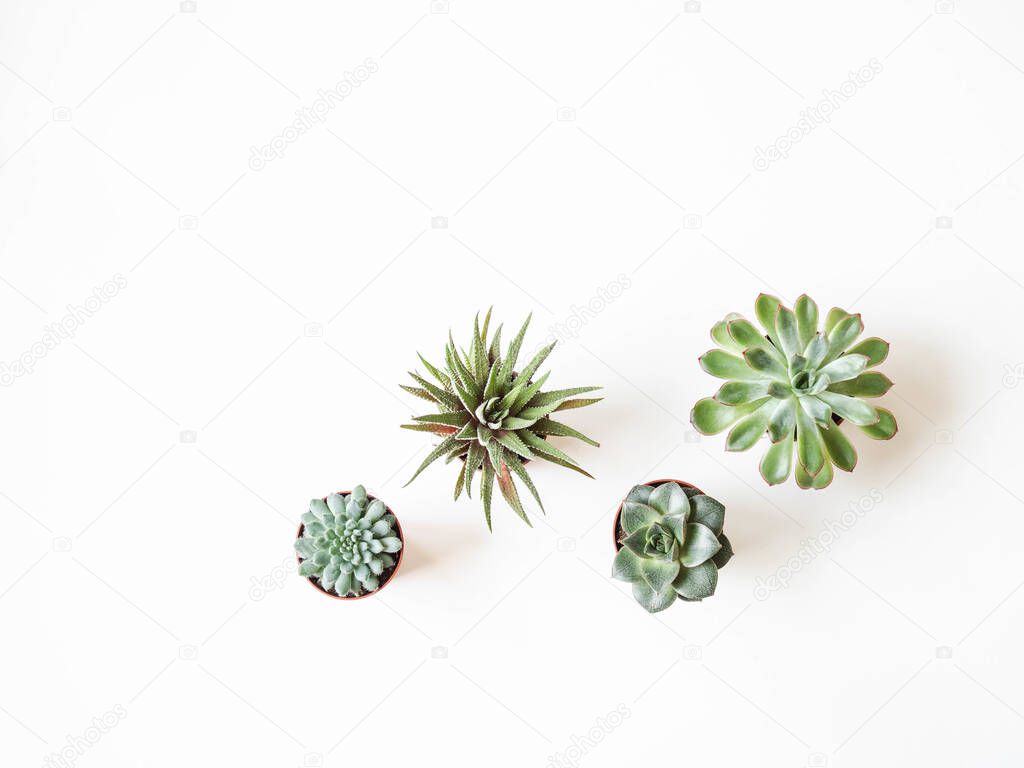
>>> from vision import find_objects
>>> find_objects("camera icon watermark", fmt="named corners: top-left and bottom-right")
top-left (52, 536), bottom-right (73, 552)
top-left (935, 429), bottom-right (954, 444)
top-left (808, 753), bottom-right (828, 767)
top-left (179, 430), bottom-right (197, 444)
top-left (303, 753), bottom-right (324, 767)
top-left (684, 0), bottom-right (702, 12)
top-left (180, 0), bottom-right (197, 11)
top-left (682, 213), bottom-right (702, 230)
top-left (178, 645), bottom-right (199, 661)
top-left (304, 322), bottom-right (323, 338)
top-left (431, 215), bottom-right (448, 229)
top-left (556, 537), bottom-right (576, 552)
top-left (431, 0), bottom-right (449, 13)
top-left (52, 106), bottom-right (72, 122)
top-left (557, 106), bottom-right (576, 122)
top-left (934, 0), bottom-right (954, 13)
top-left (684, 429), bottom-right (702, 444)
top-left (935, 215), bottom-right (953, 229)
top-left (936, 646), bottom-right (953, 659)
top-left (178, 214), bottom-right (199, 231)
top-left (431, 645), bottom-right (448, 659)
top-left (682, 644), bottom-right (702, 661)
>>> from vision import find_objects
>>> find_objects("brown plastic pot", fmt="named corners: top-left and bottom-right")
top-left (296, 491), bottom-right (405, 601)
top-left (613, 478), bottom-right (703, 551)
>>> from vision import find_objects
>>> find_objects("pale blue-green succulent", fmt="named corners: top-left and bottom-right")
top-left (691, 294), bottom-right (897, 489)
top-left (295, 486), bottom-right (402, 597)
top-left (612, 482), bottom-right (732, 613)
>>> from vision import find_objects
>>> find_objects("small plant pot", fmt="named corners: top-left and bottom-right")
top-left (296, 491), bottom-right (405, 601)
top-left (613, 478), bottom-right (703, 552)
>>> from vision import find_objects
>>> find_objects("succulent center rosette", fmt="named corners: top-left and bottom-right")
top-left (612, 482), bottom-right (732, 613)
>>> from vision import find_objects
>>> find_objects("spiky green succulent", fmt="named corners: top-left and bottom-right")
top-left (691, 294), bottom-right (897, 489)
top-left (295, 486), bottom-right (402, 597)
top-left (402, 309), bottom-right (601, 529)
top-left (612, 482), bottom-right (732, 613)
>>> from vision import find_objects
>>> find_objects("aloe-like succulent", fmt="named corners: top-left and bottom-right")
top-left (402, 309), bottom-right (601, 529)
top-left (612, 482), bottom-right (732, 613)
top-left (295, 486), bottom-right (402, 597)
top-left (691, 294), bottom-right (897, 489)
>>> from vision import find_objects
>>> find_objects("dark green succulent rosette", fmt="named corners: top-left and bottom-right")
top-left (612, 482), bottom-right (732, 613)
top-left (402, 308), bottom-right (601, 530)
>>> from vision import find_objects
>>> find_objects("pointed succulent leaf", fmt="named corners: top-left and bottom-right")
top-left (755, 293), bottom-right (783, 347)
top-left (404, 435), bottom-right (459, 486)
top-left (796, 402), bottom-right (825, 476)
top-left (502, 452), bottom-right (544, 514)
top-left (860, 407), bottom-right (898, 439)
top-left (648, 482), bottom-right (690, 517)
top-left (794, 294), bottom-right (819, 350)
top-left (626, 484), bottom-right (654, 504)
top-left (824, 307), bottom-right (851, 335)
top-left (847, 337), bottom-right (889, 367)
top-left (827, 372), bottom-right (893, 398)
top-left (819, 423), bottom-right (857, 472)
top-left (532, 417), bottom-right (599, 446)
top-left (818, 354), bottom-right (868, 384)
top-left (824, 314), bottom-right (864, 363)
top-left (632, 581), bottom-right (677, 613)
top-left (673, 561), bottom-right (718, 600)
top-left (640, 558), bottom-right (680, 593)
top-left (699, 350), bottom-right (761, 381)
top-left (799, 395), bottom-right (833, 427)
top-left (743, 348), bottom-right (789, 381)
top-left (803, 334), bottom-right (828, 370)
top-left (715, 380), bottom-right (771, 405)
top-left (817, 391), bottom-right (878, 426)
top-left (691, 397), bottom-right (770, 435)
top-left (481, 461), bottom-right (496, 531)
top-left (680, 523), bottom-right (722, 567)
top-left (413, 412), bottom-right (471, 427)
top-left (726, 399), bottom-right (774, 451)
top-left (554, 397), bottom-right (603, 412)
top-left (775, 305), bottom-right (801, 360)
top-left (611, 546), bottom-right (643, 582)
top-left (767, 398), bottom-right (797, 443)
top-left (712, 314), bottom-right (746, 351)
top-left (497, 466), bottom-right (531, 526)
top-left (712, 533), bottom-right (734, 568)
top-left (690, 494), bottom-right (725, 535)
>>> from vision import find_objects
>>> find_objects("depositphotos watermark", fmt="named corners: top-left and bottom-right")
top-left (545, 704), bottom-right (631, 768)
top-left (42, 704), bottom-right (126, 768)
top-left (2, 274), bottom-right (127, 387)
top-left (753, 489), bottom-right (883, 601)
top-left (249, 556), bottom-right (297, 601)
top-left (753, 58), bottom-right (883, 171)
top-left (249, 57), bottom-right (379, 170)
top-left (538, 274), bottom-right (632, 349)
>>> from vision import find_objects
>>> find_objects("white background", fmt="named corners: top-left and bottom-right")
top-left (4, 1), bottom-right (1024, 766)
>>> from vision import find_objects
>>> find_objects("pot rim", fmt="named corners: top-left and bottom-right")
top-left (613, 478), bottom-right (703, 551)
top-left (296, 490), bottom-right (405, 601)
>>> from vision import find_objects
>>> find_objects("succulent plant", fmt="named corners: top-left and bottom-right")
top-left (295, 486), bottom-right (402, 597)
top-left (401, 308), bottom-right (601, 529)
top-left (691, 294), bottom-right (897, 489)
top-left (612, 482), bottom-right (732, 613)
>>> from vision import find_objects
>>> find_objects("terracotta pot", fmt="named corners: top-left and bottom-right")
top-left (613, 478), bottom-right (703, 551)
top-left (296, 491), bottom-right (405, 601)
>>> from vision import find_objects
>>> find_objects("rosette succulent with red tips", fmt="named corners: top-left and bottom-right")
top-left (690, 294), bottom-right (897, 489)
